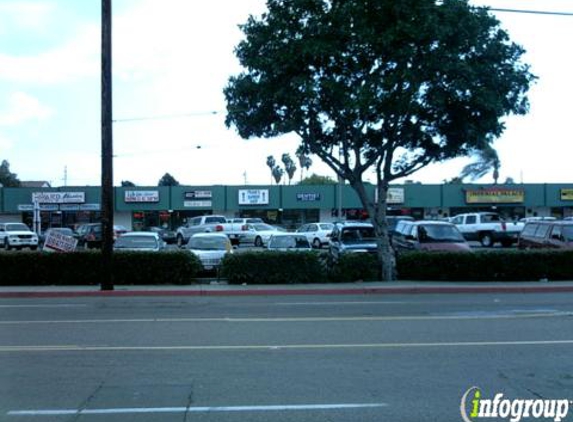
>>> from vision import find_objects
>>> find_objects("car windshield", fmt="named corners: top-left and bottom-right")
top-left (48, 228), bottom-right (74, 236)
top-left (6, 223), bottom-right (30, 231)
top-left (114, 236), bottom-right (158, 249)
top-left (341, 227), bottom-right (376, 243)
top-left (252, 223), bottom-right (275, 231)
top-left (318, 223), bottom-right (334, 230)
top-left (563, 226), bottom-right (573, 241)
top-left (269, 236), bottom-right (310, 249)
top-left (188, 236), bottom-right (228, 250)
top-left (418, 225), bottom-right (465, 243)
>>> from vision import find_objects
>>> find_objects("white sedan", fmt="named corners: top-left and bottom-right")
top-left (238, 223), bottom-right (286, 247)
top-left (296, 222), bottom-right (334, 248)
top-left (186, 233), bottom-right (232, 271)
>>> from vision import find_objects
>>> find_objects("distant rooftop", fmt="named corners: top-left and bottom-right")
top-left (20, 181), bottom-right (52, 188)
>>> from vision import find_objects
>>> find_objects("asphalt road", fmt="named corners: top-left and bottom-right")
top-left (1, 293), bottom-right (572, 421)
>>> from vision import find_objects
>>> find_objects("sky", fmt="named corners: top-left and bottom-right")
top-left (0, 0), bottom-right (571, 187)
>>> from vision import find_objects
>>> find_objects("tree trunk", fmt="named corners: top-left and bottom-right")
top-left (351, 180), bottom-right (397, 281)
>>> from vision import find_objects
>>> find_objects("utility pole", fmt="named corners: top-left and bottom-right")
top-left (101, 0), bottom-right (114, 291)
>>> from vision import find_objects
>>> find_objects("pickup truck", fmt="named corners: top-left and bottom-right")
top-left (175, 215), bottom-right (260, 247)
top-left (450, 212), bottom-right (524, 247)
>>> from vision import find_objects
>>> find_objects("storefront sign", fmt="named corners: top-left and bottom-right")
top-left (238, 189), bottom-right (269, 205)
top-left (185, 190), bottom-right (212, 199)
top-left (465, 188), bottom-right (525, 204)
top-left (43, 231), bottom-right (78, 253)
top-left (374, 187), bottom-right (405, 204)
top-left (124, 190), bottom-right (159, 203)
top-left (60, 204), bottom-right (80, 211)
top-left (387, 188), bottom-right (405, 204)
top-left (184, 200), bottom-right (212, 208)
top-left (561, 189), bottom-right (573, 201)
top-left (296, 193), bottom-right (321, 202)
top-left (32, 192), bottom-right (85, 204)
top-left (80, 204), bottom-right (100, 211)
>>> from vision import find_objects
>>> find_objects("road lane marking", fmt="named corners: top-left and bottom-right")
top-left (0, 312), bottom-right (570, 325)
top-left (275, 301), bottom-right (415, 306)
top-left (1, 339), bottom-right (573, 353)
top-left (0, 304), bottom-right (87, 309)
top-left (7, 403), bottom-right (388, 416)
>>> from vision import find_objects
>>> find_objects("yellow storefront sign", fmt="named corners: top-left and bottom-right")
top-left (561, 189), bottom-right (573, 201)
top-left (465, 188), bottom-right (525, 204)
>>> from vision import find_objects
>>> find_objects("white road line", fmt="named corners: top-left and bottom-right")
top-left (275, 301), bottom-right (415, 306)
top-left (1, 339), bottom-right (573, 353)
top-left (0, 312), bottom-right (568, 325)
top-left (0, 304), bottom-right (87, 309)
top-left (7, 403), bottom-right (388, 416)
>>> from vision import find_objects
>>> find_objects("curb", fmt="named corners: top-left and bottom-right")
top-left (2, 284), bottom-right (573, 298)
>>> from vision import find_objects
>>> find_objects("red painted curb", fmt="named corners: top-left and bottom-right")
top-left (2, 285), bottom-right (573, 298)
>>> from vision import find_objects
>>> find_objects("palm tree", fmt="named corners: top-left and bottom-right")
top-left (272, 166), bottom-right (284, 184)
top-left (296, 147), bottom-right (313, 182)
top-left (281, 153), bottom-right (297, 185)
top-left (266, 156), bottom-right (276, 185)
top-left (459, 144), bottom-right (500, 184)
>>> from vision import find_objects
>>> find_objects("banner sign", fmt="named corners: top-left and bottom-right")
top-left (387, 188), bottom-right (405, 204)
top-left (185, 191), bottom-right (212, 199)
top-left (296, 193), bottom-right (321, 202)
top-left (43, 231), bottom-right (78, 253)
top-left (238, 189), bottom-right (269, 205)
top-left (125, 190), bottom-right (159, 203)
top-left (465, 188), bottom-right (525, 204)
top-left (561, 189), bottom-right (573, 201)
top-left (184, 200), bottom-right (212, 208)
top-left (32, 192), bottom-right (85, 204)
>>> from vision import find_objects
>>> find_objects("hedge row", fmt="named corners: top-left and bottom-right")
top-left (397, 250), bottom-right (573, 281)
top-left (0, 250), bottom-right (202, 286)
top-left (1, 249), bottom-right (573, 286)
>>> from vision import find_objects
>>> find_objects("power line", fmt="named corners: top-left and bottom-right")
top-left (113, 111), bottom-right (221, 123)
top-left (489, 8), bottom-right (573, 17)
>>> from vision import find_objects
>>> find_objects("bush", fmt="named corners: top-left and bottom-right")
top-left (396, 250), bottom-right (573, 281)
top-left (328, 253), bottom-right (379, 283)
top-left (220, 251), bottom-right (325, 284)
top-left (0, 250), bottom-right (201, 286)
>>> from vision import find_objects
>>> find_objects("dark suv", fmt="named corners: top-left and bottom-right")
top-left (517, 221), bottom-right (573, 250)
top-left (328, 222), bottom-right (378, 261)
top-left (78, 223), bottom-right (102, 249)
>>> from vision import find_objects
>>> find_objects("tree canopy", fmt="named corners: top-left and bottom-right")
top-left (0, 160), bottom-right (21, 187)
top-left (225, 0), bottom-right (535, 280)
top-left (158, 173), bottom-right (180, 187)
top-left (298, 173), bottom-right (337, 185)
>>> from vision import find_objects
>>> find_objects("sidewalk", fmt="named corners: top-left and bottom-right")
top-left (2, 280), bottom-right (573, 298)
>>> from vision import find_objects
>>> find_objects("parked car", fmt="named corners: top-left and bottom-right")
top-left (148, 226), bottom-right (177, 244)
top-left (113, 232), bottom-right (165, 252)
top-left (0, 222), bottom-right (39, 251)
top-left (328, 222), bottom-right (378, 262)
top-left (266, 234), bottom-right (312, 251)
top-left (450, 212), bottom-right (523, 247)
top-left (78, 223), bottom-right (102, 249)
top-left (239, 223), bottom-right (286, 247)
top-left (517, 221), bottom-right (573, 250)
top-left (392, 221), bottom-right (471, 254)
top-left (113, 225), bottom-right (129, 239)
top-left (296, 223), bottom-right (334, 249)
top-left (386, 215), bottom-right (415, 237)
top-left (175, 215), bottom-right (230, 247)
top-left (226, 217), bottom-right (264, 224)
top-left (185, 233), bottom-right (232, 272)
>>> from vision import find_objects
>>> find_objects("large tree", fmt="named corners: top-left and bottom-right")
top-left (0, 160), bottom-right (21, 187)
top-left (158, 173), bottom-right (180, 187)
top-left (225, 0), bottom-right (535, 280)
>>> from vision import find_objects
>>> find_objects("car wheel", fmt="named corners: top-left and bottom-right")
top-left (5, 239), bottom-right (11, 251)
top-left (176, 234), bottom-right (185, 248)
top-left (312, 238), bottom-right (322, 249)
top-left (254, 236), bottom-right (263, 247)
top-left (480, 233), bottom-right (494, 248)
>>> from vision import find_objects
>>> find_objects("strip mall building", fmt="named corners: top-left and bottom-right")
top-left (1, 183), bottom-right (572, 231)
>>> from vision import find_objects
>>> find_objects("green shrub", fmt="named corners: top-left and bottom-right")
top-left (0, 250), bottom-right (201, 286)
top-left (220, 251), bottom-right (325, 284)
top-left (396, 250), bottom-right (573, 281)
top-left (328, 253), bottom-right (379, 283)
